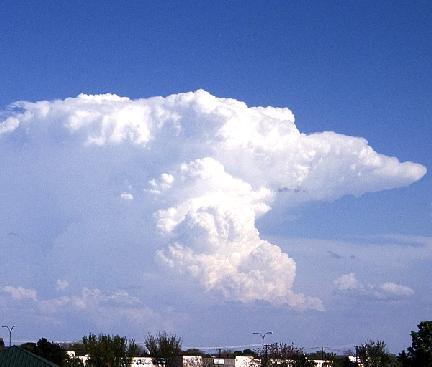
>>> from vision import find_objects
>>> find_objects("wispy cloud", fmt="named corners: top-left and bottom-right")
top-left (334, 273), bottom-right (414, 300)
top-left (39, 287), bottom-right (140, 313)
top-left (334, 273), bottom-right (361, 290)
top-left (2, 286), bottom-right (37, 301)
top-left (56, 279), bottom-right (69, 291)
top-left (1, 283), bottom-right (170, 332)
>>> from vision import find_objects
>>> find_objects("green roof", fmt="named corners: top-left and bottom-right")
top-left (0, 346), bottom-right (60, 367)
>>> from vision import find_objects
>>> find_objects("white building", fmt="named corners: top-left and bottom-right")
top-left (66, 350), bottom-right (90, 365)
top-left (203, 356), bottom-right (260, 367)
top-left (311, 359), bottom-right (332, 367)
top-left (130, 356), bottom-right (158, 367)
top-left (67, 353), bottom-right (265, 367)
top-left (181, 355), bottom-right (204, 367)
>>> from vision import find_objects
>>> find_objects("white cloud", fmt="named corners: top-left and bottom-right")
top-left (40, 287), bottom-right (139, 313)
top-left (155, 157), bottom-right (321, 309)
top-left (120, 192), bottom-right (134, 201)
top-left (0, 90), bottom-right (426, 309)
top-left (40, 287), bottom-right (172, 332)
top-left (0, 283), bottom-right (170, 332)
top-left (334, 273), bottom-right (414, 300)
top-left (2, 286), bottom-right (37, 301)
top-left (56, 279), bottom-right (69, 290)
top-left (334, 273), bottom-right (361, 290)
top-left (380, 282), bottom-right (414, 297)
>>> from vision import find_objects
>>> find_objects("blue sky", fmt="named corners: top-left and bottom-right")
top-left (0, 0), bottom-right (431, 353)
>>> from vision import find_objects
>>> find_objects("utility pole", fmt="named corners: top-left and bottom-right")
top-left (264, 344), bottom-right (269, 367)
top-left (2, 325), bottom-right (15, 347)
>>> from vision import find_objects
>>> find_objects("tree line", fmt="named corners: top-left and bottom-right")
top-left (0, 322), bottom-right (430, 367)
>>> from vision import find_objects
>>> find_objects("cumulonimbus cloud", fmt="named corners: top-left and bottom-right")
top-left (0, 90), bottom-right (426, 310)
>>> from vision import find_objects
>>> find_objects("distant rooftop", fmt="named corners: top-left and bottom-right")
top-left (0, 346), bottom-right (60, 367)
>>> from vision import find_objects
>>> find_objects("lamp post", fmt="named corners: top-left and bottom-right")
top-left (252, 331), bottom-right (273, 342)
top-left (252, 332), bottom-right (273, 367)
top-left (2, 325), bottom-right (15, 347)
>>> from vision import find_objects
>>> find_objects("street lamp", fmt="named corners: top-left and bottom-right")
top-left (252, 331), bottom-right (273, 342)
top-left (2, 325), bottom-right (15, 347)
top-left (253, 332), bottom-right (273, 367)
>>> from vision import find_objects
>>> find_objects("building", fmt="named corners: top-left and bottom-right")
top-left (0, 346), bottom-right (60, 367)
top-left (203, 356), bottom-right (260, 367)
top-left (130, 356), bottom-right (158, 367)
top-left (66, 350), bottom-right (90, 365)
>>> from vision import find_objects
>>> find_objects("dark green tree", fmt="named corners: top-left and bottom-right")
top-left (231, 349), bottom-right (258, 357)
top-left (144, 331), bottom-right (182, 367)
top-left (335, 356), bottom-right (356, 367)
top-left (262, 343), bottom-right (316, 367)
top-left (356, 340), bottom-right (391, 367)
top-left (217, 349), bottom-right (236, 358)
top-left (66, 342), bottom-right (87, 356)
top-left (83, 333), bottom-right (138, 367)
top-left (21, 338), bottom-right (69, 366)
top-left (64, 356), bottom-right (85, 367)
top-left (183, 348), bottom-right (204, 356)
top-left (242, 349), bottom-right (257, 356)
top-left (399, 321), bottom-right (432, 367)
top-left (307, 350), bottom-right (335, 366)
top-left (20, 342), bottom-right (37, 353)
top-left (398, 350), bottom-right (410, 367)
